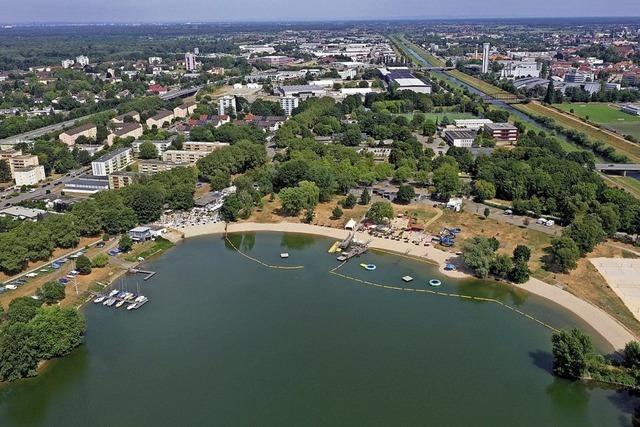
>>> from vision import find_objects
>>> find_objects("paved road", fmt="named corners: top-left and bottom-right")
top-left (0, 166), bottom-right (90, 207)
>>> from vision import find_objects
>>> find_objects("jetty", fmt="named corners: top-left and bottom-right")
top-left (129, 268), bottom-right (156, 281)
top-left (91, 292), bottom-right (149, 310)
top-left (335, 232), bottom-right (371, 262)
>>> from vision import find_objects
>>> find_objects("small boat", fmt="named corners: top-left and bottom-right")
top-left (105, 298), bottom-right (117, 307)
top-left (280, 253), bottom-right (289, 259)
top-left (360, 263), bottom-right (377, 271)
top-left (115, 300), bottom-right (125, 308)
top-left (444, 263), bottom-right (457, 271)
top-left (402, 276), bottom-right (413, 282)
top-left (429, 279), bottom-right (442, 287)
top-left (126, 303), bottom-right (137, 311)
top-left (108, 289), bottom-right (119, 297)
top-left (93, 296), bottom-right (105, 303)
top-left (134, 295), bottom-right (147, 303)
top-left (328, 241), bottom-right (340, 253)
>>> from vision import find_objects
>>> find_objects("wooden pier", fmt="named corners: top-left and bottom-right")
top-left (129, 268), bottom-right (156, 280)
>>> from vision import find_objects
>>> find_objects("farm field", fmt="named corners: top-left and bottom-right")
top-left (514, 101), bottom-right (640, 162)
top-left (555, 103), bottom-right (640, 139)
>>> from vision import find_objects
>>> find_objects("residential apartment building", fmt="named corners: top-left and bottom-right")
top-left (91, 147), bottom-right (133, 176)
top-left (107, 122), bottom-right (143, 145)
top-left (131, 140), bottom-right (172, 156)
top-left (138, 159), bottom-right (189, 175)
top-left (108, 171), bottom-right (138, 190)
top-left (146, 110), bottom-right (174, 128)
top-left (13, 166), bottom-right (46, 187)
top-left (182, 141), bottom-right (230, 152)
top-left (59, 123), bottom-right (97, 146)
top-left (185, 53), bottom-right (197, 71)
top-left (279, 96), bottom-right (299, 116)
top-left (111, 112), bottom-right (140, 124)
top-left (217, 96), bottom-right (237, 115)
top-left (162, 150), bottom-right (208, 164)
top-left (173, 100), bottom-right (197, 118)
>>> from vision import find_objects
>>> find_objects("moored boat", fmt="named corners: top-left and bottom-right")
top-left (93, 296), bottom-right (105, 303)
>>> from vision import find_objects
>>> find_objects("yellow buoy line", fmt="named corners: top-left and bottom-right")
top-left (329, 262), bottom-right (560, 333)
top-left (224, 234), bottom-right (304, 270)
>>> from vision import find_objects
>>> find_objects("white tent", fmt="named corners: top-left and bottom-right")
top-left (344, 219), bottom-right (357, 230)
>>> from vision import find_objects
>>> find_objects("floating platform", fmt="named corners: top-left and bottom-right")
top-left (129, 268), bottom-right (156, 281)
top-left (328, 241), bottom-right (340, 253)
top-left (402, 276), bottom-right (414, 282)
top-left (280, 253), bottom-right (289, 259)
top-left (429, 279), bottom-right (442, 287)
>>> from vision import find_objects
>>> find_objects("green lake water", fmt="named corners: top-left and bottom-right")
top-left (0, 232), bottom-right (637, 426)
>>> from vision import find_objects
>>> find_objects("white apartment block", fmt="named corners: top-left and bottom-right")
top-left (279, 96), bottom-right (299, 116)
top-left (14, 166), bottom-right (46, 186)
top-left (217, 96), bottom-right (236, 116)
top-left (91, 147), bottom-right (133, 176)
top-left (185, 53), bottom-right (197, 71)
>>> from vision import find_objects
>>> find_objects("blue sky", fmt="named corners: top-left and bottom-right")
top-left (4, 0), bottom-right (639, 23)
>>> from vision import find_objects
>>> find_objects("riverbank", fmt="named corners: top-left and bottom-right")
top-left (170, 221), bottom-right (636, 351)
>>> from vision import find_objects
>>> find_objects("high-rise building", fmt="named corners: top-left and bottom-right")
top-left (279, 96), bottom-right (299, 116)
top-left (218, 96), bottom-right (237, 116)
top-left (482, 43), bottom-right (490, 74)
top-left (61, 59), bottom-right (74, 68)
top-left (193, 47), bottom-right (200, 55)
top-left (185, 53), bottom-right (197, 71)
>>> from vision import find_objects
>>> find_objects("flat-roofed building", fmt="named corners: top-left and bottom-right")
top-left (91, 147), bottom-right (133, 176)
top-left (454, 119), bottom-right (493, 130)
top-left (146, 110), bottom-right (174, 128)
top-left (107, 122), bottom-right (143, 145)
top-left (138, 159), bottom-right (189, 175)
top-left (444, 129), bottom-right (477, 148)
top-left (131, 140), bottom-right (172, 156)
top-left (484, 123), bottom-right (519, 143)
top-left (279, 96), bottom-right (299, 116)
top-left (217, 96), bottom-right (236, 116)
top-left (64, 175), bottom-right (110, 194)
top-left (276, 85), bottom-right (326, 98)
top-left (621, 104), bottom-right (640, 116)
top-left (0, 206), bottom-right (47, 221)
top-left (182, 141), bottom-right (229, 152)
top-left (108, 171), bottom-right (138, 190)
top-left (173, 100), bottom-right (197, 118)
top-left (162, 150), bottom-right (208, 164)
top-left (59, 123), bottom-right (97, 146)
top-left (13, 165), bottom-right (46, 186)
top-left (8, 154), bottom-right (39, 174)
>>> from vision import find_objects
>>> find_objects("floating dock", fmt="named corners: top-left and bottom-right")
top-left (91, 292), bottom-right (149, 310)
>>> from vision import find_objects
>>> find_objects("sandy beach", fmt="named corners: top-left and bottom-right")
top-left (172, 221), bottom-right (636, 351)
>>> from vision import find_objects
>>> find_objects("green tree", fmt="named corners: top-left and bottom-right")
top-left (127, 185), bottom-right (164, 224)
top-left (0, 159), bottom-right (11, 183)
top-left (549, 236), bottom-right (581, 272)
top-left (39, 281), bottom-right (66, 305)
top-left (432, 163), bottom-right (460, 198)
top-left (366, 201), bottom-right (394, 224)
top-left (0, 322), bottom-right (39, 381)
top-left (393, 166), bottom-right (413, 183)
top-left (565, 215), bottom-right (605, 255)
top-left (29, 306), bottom-right (86, 359)
top-left (462, 237), bottom-right (498, 278)
top-left (138, 141), bottom-right (158, 159)
top-left (473, 180), bottom-right (496, 202)
top-left (624, 341), bottom-right (640, 370)
top-left (118, 234), bottom-right (133, 252)
top-left (396, 184), bottom-right (416, 204)
top-left (220, 194), bottom-right (243, 222)
top-left (491, 254), bottom-right (513, 279)
top-left (209, 170), bottom-right (231, 191)
top-left (7, 297), bottom-right (42, 324)
top-left (75, 255), bottom-right (92, 275)
top-left (551, 329), bottom-right (595, 379)
top-left (360, 188), bottom-right (371, 205)
top-left (340, 124), bottom-right (362, 146)
top-left (544, 77), bottom-right (555, 104)
top-left (513, 245), bottom-right (531, 263)
top-left (342, 193), bottom-right (357, 209)
top-left (509, 260), bottom-right (530, 283)
top-left (483, 207), bottom-right (491, 219)
top-left (332, 206), bottom-right (343, 219)
top-left (92, 253), bottom-right (109, 268)
top-left (71, 200), bottom-right (103, 236)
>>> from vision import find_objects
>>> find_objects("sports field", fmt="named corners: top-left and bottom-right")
top-left (554, 103), bottom-right (640, 139)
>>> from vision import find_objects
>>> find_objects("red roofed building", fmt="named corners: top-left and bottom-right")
top-left (148, 84), bottom-right (168, 95)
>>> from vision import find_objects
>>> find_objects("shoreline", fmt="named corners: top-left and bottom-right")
top-left (171, 221), bottom-right (636, 351)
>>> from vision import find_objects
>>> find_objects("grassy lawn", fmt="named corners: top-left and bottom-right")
top-left (400, 112), bottom-right (476, 122)
top-left (604, 175), bottom-right (640, 199)
top-left (124, 237), bottom-right (174, 262)
top-left (555, 103), bottom-right (640, 139)
top-left (514, 102), bottom-right (640, 162)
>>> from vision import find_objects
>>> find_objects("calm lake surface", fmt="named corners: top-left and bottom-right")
top-left (0, 232), bottom-right (637, 426)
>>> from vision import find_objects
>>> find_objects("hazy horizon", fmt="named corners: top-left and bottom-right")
top-left (3, 0), bottom-right (640, 24)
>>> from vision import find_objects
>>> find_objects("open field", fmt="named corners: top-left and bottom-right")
top-left (555, 103), bottom-right (640, 139)
top-left (514, 102), bottom-right (640, 162)
top-left (400, 112), bottom-right (476, 122)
